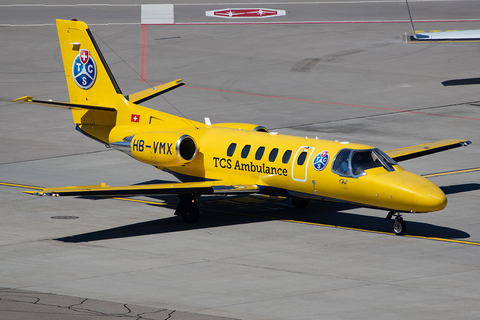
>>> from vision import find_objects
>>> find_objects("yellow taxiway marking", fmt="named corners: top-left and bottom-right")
top-left (0, 182), bottom-right (44, 190)
top-left (111, 197), bottom-right (169, 207)
top-left (234, 212), bottom-right (480, 247)
top-left (3, 181), bottom-right (480, 246)
top-left (423, 167), bottom-right (480, 178)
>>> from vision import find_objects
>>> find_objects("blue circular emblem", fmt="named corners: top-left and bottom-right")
top-left (312, 150), bottom-right (329, 171)
top-left (72, 49), bottom-right (97, 90)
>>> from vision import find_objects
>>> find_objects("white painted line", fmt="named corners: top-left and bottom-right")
top-left (141, 4), bottom-right (174, 25)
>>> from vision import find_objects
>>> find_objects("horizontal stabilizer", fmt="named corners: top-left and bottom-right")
top-left (13, 96), bottom-right (116, 112)
top-left (24, 181), bottom-right (258, 197)
top-left (385, 139), bottom-right (471, 162)
top-left (127, 79), bottom-right (185, 104)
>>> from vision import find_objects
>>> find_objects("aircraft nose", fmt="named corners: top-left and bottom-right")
top-left (412, 185), bottom-right (447, 212)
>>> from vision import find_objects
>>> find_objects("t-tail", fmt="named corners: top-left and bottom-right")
top-left (14, 19), bottom-right (188, 144)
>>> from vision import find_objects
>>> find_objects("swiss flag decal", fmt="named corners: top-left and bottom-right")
top-left (131, 114), bottom-right (140, 122)
top-left (80, 49), bottom-right (89, 64)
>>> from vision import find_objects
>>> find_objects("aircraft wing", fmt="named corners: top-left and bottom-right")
top-left (24, 181), bottom-right (258, 197)
top-left (385, 139), bottom-right (471, 162)
top-left (126, 79), bottom-right (185, 104)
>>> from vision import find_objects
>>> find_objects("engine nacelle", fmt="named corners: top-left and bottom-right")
top-left (213, 122), bottom-right (268, 132)
top-left (129, 132), bottom-right (197, 167)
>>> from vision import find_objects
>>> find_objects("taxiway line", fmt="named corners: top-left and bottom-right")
top-left (423, 167), bottom-right (480, 178)
top-left (177, 84), bottom-right (480, 122)
top-left (0, 182), bottom-right (44, 190)
top-left (233, 212), bottom-right (480, 246)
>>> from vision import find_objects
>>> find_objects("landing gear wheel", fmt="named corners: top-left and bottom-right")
top-left (176, 194), bottom-right (202, 223)
top-left (291, 199), bottom-right (309, 209)
top-left (392, 217), bottom-right (406, 236)
top-left (183, 204), bottom-right (200, 223)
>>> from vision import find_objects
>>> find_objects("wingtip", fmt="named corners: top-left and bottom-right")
top-left (13, 96), bottom-right (33, 103)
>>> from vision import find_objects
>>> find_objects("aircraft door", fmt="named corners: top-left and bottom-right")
top-left (291, 146), bottom-right (316, 182)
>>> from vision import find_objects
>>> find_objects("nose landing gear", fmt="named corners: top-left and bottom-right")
top-left (386, 211), bottom-right (407, 236)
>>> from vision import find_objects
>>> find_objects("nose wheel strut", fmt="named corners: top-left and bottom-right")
top-left (386, 211), bottom-right (407, 236)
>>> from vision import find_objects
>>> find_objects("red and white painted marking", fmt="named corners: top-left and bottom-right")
top-left (206, 8), bottom-right (286, 19)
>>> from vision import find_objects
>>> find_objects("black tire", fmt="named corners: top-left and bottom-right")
top-left (182, 202), bottom-right (200, 223)
top-left (291, 199), bottom-right (309, 209)
top-left (392, 218), bottom-right (406, 236)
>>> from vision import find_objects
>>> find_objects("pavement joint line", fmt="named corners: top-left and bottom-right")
top-left (0, 150), bottom-right (113, 166)
top-left (4, 181), bottom-right (480, 246)
top-left (142, 82), bottom-right (480, 123)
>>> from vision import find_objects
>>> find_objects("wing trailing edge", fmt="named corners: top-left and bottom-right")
top-left (126, 79), bottom-right (185, 105)
top-left (385, 139), bottom-right (471, 162)
top-left (24, 181), bottom-right (259, 197)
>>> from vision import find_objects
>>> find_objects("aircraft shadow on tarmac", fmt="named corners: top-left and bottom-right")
top-left (440, 183), bottom-right (480, 195)
top-left (54, 184), bottom-right (473, 243)
top-left (442, 78), bottom-right (480, 86)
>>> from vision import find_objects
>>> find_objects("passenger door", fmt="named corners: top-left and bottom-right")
top-left (291, 146), bottom-right (316, 182)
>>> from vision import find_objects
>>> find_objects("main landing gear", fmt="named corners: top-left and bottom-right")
top-left (386, 211), bottom-right (406, 236)
top-left (175, 194), bottom-right (203, 223)
top-left (291, 198), bottom-right (309, 209)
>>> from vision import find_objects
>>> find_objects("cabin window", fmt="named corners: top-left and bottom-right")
top-left (255, 147), bottom-right (265, 160)
top-left (241, 145), bottom-right (251, 159)
top-left (297, 151), bottom-right (307, 166)
top-left (282, 150), bottom-right (292, 164)
top-left (269, 148), bottom-right (279, 162)
top-left (227, 143), bottom-right (236, 157)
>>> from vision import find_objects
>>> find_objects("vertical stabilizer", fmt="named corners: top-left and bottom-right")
top-left (56, 19), bottom-right (124, 105)
top-left (56, 19), bottom-right (134, 143)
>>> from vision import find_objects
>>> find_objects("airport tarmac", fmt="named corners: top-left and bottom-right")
top-left (1, 1), bottom-right (480, 319)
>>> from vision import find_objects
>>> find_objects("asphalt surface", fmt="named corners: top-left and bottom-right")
top-left (1, 1), bottom-right (480, 319)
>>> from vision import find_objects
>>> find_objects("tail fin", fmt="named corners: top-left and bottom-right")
top-left (15, 19), bottom-right (194, 144)
top-left (56, 19), bottom-right (133, 143)
top-left (57, 19), bottom-right (123, 105)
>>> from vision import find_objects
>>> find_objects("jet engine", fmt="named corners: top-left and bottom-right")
top-left (213, 123), bottom-right (268, 132)
top-left (110, 132), bottom-right (197, 167)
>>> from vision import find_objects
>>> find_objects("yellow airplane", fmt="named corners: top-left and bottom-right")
top-left (14, 19), bottom-right (471, 235)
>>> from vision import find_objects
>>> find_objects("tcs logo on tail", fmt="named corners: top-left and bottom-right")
top-left (72, 49), bottom-right (97, 89)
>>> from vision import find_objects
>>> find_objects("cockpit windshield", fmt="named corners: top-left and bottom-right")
top-left (332, 148), bottom-right (397, 177)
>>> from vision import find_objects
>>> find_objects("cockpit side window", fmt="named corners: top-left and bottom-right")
top-left (374, 149), bottom-right (397, 170)
top-left (351, 150), bottom-right (381, 176)
top-left (332, 148), bottom-right (396, 178)
top-left (332, 149), bottom-right (352, 176)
